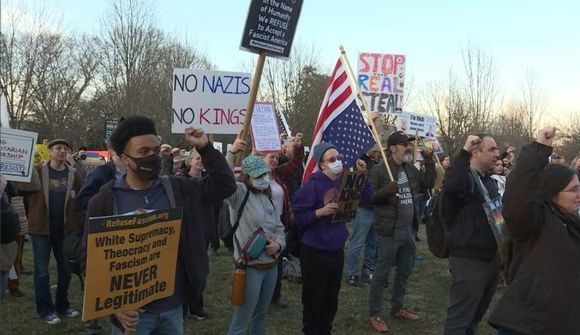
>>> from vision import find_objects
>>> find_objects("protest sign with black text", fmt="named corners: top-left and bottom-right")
top-left (82, 208), bottom-right (182, 321)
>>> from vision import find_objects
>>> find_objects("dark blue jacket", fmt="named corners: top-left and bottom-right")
top-left (75, 162), bottom-right (117, 210)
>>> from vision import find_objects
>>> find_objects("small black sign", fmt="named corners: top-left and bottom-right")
top-left (240, 0), bottom-right (303, 59)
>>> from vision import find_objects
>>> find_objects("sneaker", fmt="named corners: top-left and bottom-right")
top-left (361, 268), bottom-right (373, 283)
top-left (43, 312), bottom-right (62, 325)
top-left (370, 315), bottom-right (388, 332)
top-left (346, 275), bottom-right (364, 287)
top-left (62, 307), bottom-right (81, 318)
top-left (392, 309), bottom-right (420, 321)
top-left (191, 309), bottom-right (209, 320)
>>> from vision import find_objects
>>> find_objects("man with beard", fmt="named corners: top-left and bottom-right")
top-left (368, 131), bottom-right (435, 332)
top-left (443, 134), bottom-right (501, 335)
top-left (84, 116), bottom-right (236, 334)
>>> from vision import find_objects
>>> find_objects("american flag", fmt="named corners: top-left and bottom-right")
top-left (302, 58), bottom-right (375, 183)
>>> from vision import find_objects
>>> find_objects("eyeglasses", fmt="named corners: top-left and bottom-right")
top-left (563, 185), bottom-right (580, 194)
top-left (325, 154), bottom-right (344, 163)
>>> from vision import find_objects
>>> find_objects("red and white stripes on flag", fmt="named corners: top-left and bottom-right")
top-left (302, 58), bottom-right (375, 183)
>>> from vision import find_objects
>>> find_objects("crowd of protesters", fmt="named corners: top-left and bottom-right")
top-left (1, 114), bottom-right (579, 335)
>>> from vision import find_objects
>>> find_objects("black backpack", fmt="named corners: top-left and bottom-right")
top-left (0, 196), bottom-right (20, 244)
top-left (425, 189), bottom-right (449, 258)
top-left (62, 232), bottom-right (84, 289)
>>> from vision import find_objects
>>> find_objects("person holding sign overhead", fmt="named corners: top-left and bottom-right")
top-left (292, 142), bottom-right (372, 335)
top-left (83, 116), bottom-right (236, 335)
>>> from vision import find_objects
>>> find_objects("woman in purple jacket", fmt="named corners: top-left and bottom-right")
top-left (292, 142), bottom-right (370, 335)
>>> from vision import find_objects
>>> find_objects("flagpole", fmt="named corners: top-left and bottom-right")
top-left (338, 45), bottom-right (394, 182)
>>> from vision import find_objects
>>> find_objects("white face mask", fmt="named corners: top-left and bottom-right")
top-left (252, 175), bottom-right (270, 190)
top-left (327, 160), bottom-right (343, 174)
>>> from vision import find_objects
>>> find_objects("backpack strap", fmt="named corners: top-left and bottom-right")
top-left (233, 188), bottom-right (251, 261)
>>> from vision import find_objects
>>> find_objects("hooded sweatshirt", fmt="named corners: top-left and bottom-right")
top-left (292, 171), bottom-right (372, 251)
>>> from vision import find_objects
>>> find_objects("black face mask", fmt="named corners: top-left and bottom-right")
top-left (126, 154), bottom-right (161, 181)
top-left (80, 154), bottom-right (87, 160)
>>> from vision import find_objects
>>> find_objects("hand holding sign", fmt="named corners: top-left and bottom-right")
top-left (185, 128), bottom-right (209, 150)
top-left (316, 203), bottom-right (339, 218)
top-left (115, 310), bottom-right (139, 332)
top-left (230, 138), bottom-right (248, 155)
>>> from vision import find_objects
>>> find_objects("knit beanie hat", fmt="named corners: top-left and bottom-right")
top-left (539, 164), bottom-right (576, 202)
top-left (313, 142), bottom-right (337, 166)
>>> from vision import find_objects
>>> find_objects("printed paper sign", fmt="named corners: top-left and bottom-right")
top-left (357, 53), bottom-right (406, 114)
top-left (396, 112), bottom-right (437, 138)
top-left (0, 128), bottom-right (38, 182)
top-left (332, 171), bottom-right (368, 223)
top-left (240, 0), bottom-right (304, 58)
top-left (105, 119), bottom-right (119, 144)
top-left (82, 208), bottom-right (182, 321)
top-left (172, 69), bottom-right (251, 134)
top-left (251, 103), bottom-right (282, 154)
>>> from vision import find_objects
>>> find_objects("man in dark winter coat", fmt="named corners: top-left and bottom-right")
top-left (443, 134), bottom-right (501, 335)
top-left (83, 116), bottom-right (236, 334)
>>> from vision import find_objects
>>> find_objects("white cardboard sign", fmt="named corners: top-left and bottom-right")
top-left (1, 128), bottom-right (38, 182)
top-left (251, 103), bottom-right (282, 154)
top-left (172, 69), bottom-right (251, 134)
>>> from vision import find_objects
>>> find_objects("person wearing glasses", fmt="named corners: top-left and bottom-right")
top-left (489, 127), bottom-right (580, 335)
top-left (292, 142), bottom-right (371, 335)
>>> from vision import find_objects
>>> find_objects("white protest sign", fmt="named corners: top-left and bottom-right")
top-left (0, 92), bottom-right (10, 128)
top-left (357, 53), bottom-right (406, 115)
top-left (278, 108), bottom-right (292, 137)
top-left (251, 103), bottom-right (282, 154)
top-left (396, 112), bottom-right (437, 138)
top-left (172, 69), bottom-right (251, 134)
top-left (0, 128), bottom-right (38, 182)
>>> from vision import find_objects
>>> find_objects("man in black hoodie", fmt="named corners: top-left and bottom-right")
top-left (442, 134), bottom-right (500, 335)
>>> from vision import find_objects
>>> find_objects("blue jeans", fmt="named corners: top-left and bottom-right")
top-left (369, 225), bottom-right (416, 316)
top-left (110, 306), bottom-right (183, 335)
top-left (30, 233), bottom-right (71, 317)
top-left (228, 266), bottom-right (277, 335)
top-left (345, 207), bottom-right (376, 277)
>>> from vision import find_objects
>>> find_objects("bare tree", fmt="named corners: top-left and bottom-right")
top-left (423, 45), bottom-right (500, 156)
top-left (254, 43), bottom-right (328, 142)
top-left (28, 33), bottom-right (99, 142)
top-left (0, 2), bottom-right (56, 129)
top-left (557, 111), bottom-right (580, 161)
top-left (520, 70), bottom-right (546, 140)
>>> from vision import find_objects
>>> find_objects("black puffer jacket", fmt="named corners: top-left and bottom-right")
top-left (489, 142), bottom-right (580, 335)
top-left (442, 149), bottom-right (499, 261)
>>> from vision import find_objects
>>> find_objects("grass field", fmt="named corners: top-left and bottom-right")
top-left (0, 228), bottom-right (501, 335)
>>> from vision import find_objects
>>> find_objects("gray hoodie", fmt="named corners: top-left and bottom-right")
top-left (225, 182), bottom-right (285, 266)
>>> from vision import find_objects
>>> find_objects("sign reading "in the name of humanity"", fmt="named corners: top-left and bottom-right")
top-left (82, 208), bottom-right (182, 321)
top-left (240, 0), bottom-right (303, 58)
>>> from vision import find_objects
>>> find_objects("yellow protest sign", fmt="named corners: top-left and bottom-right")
top-left (82, 208), bottom-right (182, 321)
top-left (34, 144), bottom-right (49, 162)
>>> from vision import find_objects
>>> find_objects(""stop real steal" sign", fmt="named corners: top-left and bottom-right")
top-left (172, 69), bottom-right (252, 134)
